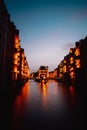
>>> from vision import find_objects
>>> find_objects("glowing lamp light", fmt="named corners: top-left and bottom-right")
top-left (64, 60), bottom-right (66, 63)
top-left (13, 66), bottom-right (17, 72)
top-left (75, 48), bottom-right (80, 56)
top-left (59, 74), bottom-right (62, 78)
top-left (15, 35), bottom-right (19, 43)
top-left (14, 53), bottom-right (18, 59)
top-left (69, 48), bottom-right (73, 53)
top-left (70, 71), bottom-right (75, 79)
top-left (70, 67), bottom-right (74, 71)
top-left (70, 57), bottom-right (74, 64)
top-left (63, 65), bottom-right (67, 73)
top-left (60, 68), bottom-right (62, 73)
top-left (75, 59), bottom-right (80, 68)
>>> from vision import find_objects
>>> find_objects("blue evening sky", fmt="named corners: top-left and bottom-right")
top-left (4, 0), bottom-right (87, 72)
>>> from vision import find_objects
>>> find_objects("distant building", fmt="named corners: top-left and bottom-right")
top-left (37, 66), bottom-right (49, 79)
top-left (54, 68), bottom-right (58, 78)
top-left (30, 72), bottom-right (35, 78)
top-left (49, 71), bottom-right (54, 79)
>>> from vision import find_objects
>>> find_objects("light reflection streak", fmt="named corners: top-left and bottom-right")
top-left (41, 82), bottom-right (48, 111)
top-left (57, 82), bottom-right (77, 107)
top-left (38, 82), bottom-right (48, 112)
top-left (69, 85), bottom-right (77, 105)
top-left (12, 81), bottom-right (30, 126)
top-left (8, 80), bottom-right (80, 130)
top-left (11, 81), bottom-right (77, 124)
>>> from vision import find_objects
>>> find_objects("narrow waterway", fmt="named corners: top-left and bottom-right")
top-left (7, 80), bottom-right (86, 130)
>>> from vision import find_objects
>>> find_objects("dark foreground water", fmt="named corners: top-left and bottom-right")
top-left (1, 80), bottom-right (87, 130)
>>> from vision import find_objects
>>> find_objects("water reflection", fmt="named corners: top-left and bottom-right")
top-left (38, 82), bottom-right (48, 111)
top-left (13, 81), bottom-right (30, 111)
top-left (9, 81), bottom-right (30, 130)
top-left (8, 80), bottom-right (84, 130)
top-left (12, 80), bottom-right (77, 116)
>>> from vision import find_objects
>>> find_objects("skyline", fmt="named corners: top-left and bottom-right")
top-left (4, 0), bottom-right (87, 72)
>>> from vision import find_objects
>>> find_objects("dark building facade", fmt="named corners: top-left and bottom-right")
top-left (0, 0), bottom-right (9, 87)
top-left (0, 0), bottom-right (30, 91)
top-left (57, 36), bottom-right (87, 85)
top-left (75, 37), bottom-right (87, 82)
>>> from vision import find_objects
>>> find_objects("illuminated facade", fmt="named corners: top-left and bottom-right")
top-left (57, 37), bottom-right (87, 84)
top-left (12, 29), bottom-right (21, 80)
top-left (38, 66), bottom-right (49, 79)
top-left (74, 39), bottom-right (87, 82)
top-left (69, 48), bottom-right (75, 81)
top-left (12, 31), bottom-right (30, 80)
top-left (49, 71), bottom-right (54, 79)
top-left (20, 48), bottom-right (30, 79)
top-left (0, 0), bottom-right (30, 88)
top-left (58, 61), bottom-right (63, 79)
top-left (54, 68), bottom-right (58, 78)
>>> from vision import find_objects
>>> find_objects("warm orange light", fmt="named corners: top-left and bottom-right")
top-left (60, 68), bottom-right (63, 72)
top-left (70, 71), bottom-right (75, 79)
top-left (63, 65), bottom-right (67, 73)
top-left (15, 35), bottom-right (19, 44)
top-left (14, 53), bottom-right (18, 59)
top-left (12, 81), bottom-right (30, 121)
top-left (14, 35), bottom-right (20, 48)
top-left (69, 67), bottom-right (74, 71)
top-left (69, 86), bottom-right (75, 97)
top-left (60, 63), bottom-right (62, 67)
top-left (70, 57), bottom-right (74, 64)
top-left (13, 60), bottom-right (18, 64)
top-left (75, 59), bottom-right (80, 68)
top-left (75, 48), bottom-right (80, 56)
top-left (64, 60), bottom-right (66, 63)
top-left (40, 83), bottom-right (48, 111)
top-left (13, 66), bottom-right (17, 72)
top-left (59, 73), bottom-right (63, 78)
top-left (69, 48), bottom-right (73, 53)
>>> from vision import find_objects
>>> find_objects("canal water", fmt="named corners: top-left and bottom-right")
top-left (7, 80), bottom-right (86, 130)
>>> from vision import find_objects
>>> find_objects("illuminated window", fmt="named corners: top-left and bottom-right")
top-left (60, 68), bottom-right (63, 72)
top-left (14, 53), bottom-right (18, 59)
top-left (69, 48), bottom-right (73, 53)
top-left (70, 57), bottom-right (74, 64)
top-left (75, 59), bottom-right (80, 68)
top-left (70, 67), bottom-right (74, 71)
top-left (15, 35), bottom-right (19, 44)
top-left (64, 60), bottom-right (66, 63)
top-left (59, 74), bottom-right (62, 78)
top-left (60, 64), bottom-right (62, 67)
top-left (75, 48), bottom-right (80, 56)
top-left (13, 66), bottom-right (17, 72)
top-left (63, 65), bottom-right (67, 73)
top-left (70, 71), bottom-right (75, 79)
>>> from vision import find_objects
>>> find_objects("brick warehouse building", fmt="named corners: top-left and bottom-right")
top-left (57, 36), bottom-right (87, 85)
top-left (0, 0), bottom-right (9, 87)
top-left (0, 0), bottom-right (30, 91)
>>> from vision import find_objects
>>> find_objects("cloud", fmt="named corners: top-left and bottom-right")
top-left (72, 9), bottom-right (87, 20)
